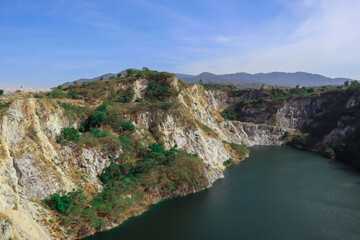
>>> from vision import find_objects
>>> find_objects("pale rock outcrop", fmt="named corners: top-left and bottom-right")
top-left (275, 97), bottom-right (327, 129)
top-left (219, 121), bottom-right (289, 146)
top-left (79, 148), bottom-right (114, 182)
top-left (13, 154), bottom-right (59, 200)
top-left (132, 78), bottom-right (148, 102)
top-left (0, 98), bottom-right (109, 240)
top-left (0, 217), bottom-right (14, 240)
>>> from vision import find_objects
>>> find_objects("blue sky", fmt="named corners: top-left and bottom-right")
top-left (0, 0), bottom-right (359, 87)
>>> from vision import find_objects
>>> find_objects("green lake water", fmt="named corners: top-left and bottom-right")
top-left (85, 146), bottom-right (360, 240)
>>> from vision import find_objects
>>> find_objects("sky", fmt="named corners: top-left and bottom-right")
top-left (0, 0), bottom-right (359, 87)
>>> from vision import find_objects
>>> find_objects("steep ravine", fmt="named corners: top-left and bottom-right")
top-left (0, 81), bottom-right (301, 240)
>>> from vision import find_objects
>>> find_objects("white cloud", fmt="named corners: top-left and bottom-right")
top-left (176, 0), bottom-right (360, 79)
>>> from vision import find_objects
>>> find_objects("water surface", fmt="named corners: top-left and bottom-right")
top-left (86, 146), bottom-right (360, 240)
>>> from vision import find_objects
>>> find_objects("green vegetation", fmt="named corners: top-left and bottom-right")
top-left (145, 81), bottom-right (173, 101)
top-left (228, 142), bottom-right (249, 159)
top-left (90, 128), bottom-right (109, 138)
top-left (44, 142), bottom-right (207, 237)
top-left (289, 84), bottom-right (360, 162)
top-left (117, 87), bottom-right (134, 103)
top-left (223, 158), bottom-right (233, 166)
top-left (222, 141), bottom-right (249, 167)
top-left (194, 120), bottom-right (217, 137)
top-left (0, 89), bottom-right (3, 96)
top-left (48, 89), bottom-right (68, 98)
top-left (199, 82), bottom-right (236, 91)
top-left (81, 112), bottom-right (107, 132)
top-left (118, 120), bottom-right (135, 132)
top-left (0, 100), bottom-right (9, 118)
top-left (34, 94), bottom-right (44, 99)
top-left (220, 106), bottom-right (236, 120)
top-left (220, 85), bottom-right (347, 121)
top-left (58, 101), bottom-right (89, 123)
top-left (27, 125), bottom-right (39, 142)
top-left (324, 147), bottom-right (335, 158)
top-left (60, 127), bottom-right (80, 143)
top-left (46, 68), bottom-right (178, 107)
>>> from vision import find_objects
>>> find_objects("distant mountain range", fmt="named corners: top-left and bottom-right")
top-left (58, 70), bottom-right (354, 89)
top-left (176, 72), bottom-right (353, 88)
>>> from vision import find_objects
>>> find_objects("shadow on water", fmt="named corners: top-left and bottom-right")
top-left (328, 158), bottom-right (360, 177)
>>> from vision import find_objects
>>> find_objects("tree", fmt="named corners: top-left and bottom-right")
top-left (126, 69), bottom-right (135, 76)
top-left (99, 76), bottom-right (104, 80)
top-left (350, 80), bottom-right (360, 88)
top-left (344, 80), bottom-right (349, 88)
top-left (0, 89), bottom-right (3, 96)
top-left (199, 79), bottom-right (203, 84)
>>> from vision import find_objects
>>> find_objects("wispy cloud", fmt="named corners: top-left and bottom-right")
top-left (175, 0), bottom-right (360, 79)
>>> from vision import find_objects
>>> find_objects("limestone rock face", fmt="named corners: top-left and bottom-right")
top-left (275, 97), bottom-right (327, 129)
top-left (132, 78), bottom-right (148, 102)
top-left (13, 154), bottom-right (59, 200)
top-left (0, 98), bottom-right (114, 239)
top-left (0, 80), bottom-right (296, 239)
top-left (233, 92), bottom-right (342, 129)
top-left (134, 84), bottom-right (293, 185)
top-left (0, 217), bottom-right (14, 240)
top-left (79, 148), bottom-right (114, 182)
top-left (219, 121), bottom-right (289, 146)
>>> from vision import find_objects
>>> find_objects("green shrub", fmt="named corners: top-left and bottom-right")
top-left (90, 128), bottom-right (109, 138)
top-left (145, 81), bottom-right (175, 101)
top-left (325, 147), bottom-right (335, 157)
top-left (34, 94), bottom-right (44, 99)
top-left (0, 89), bottom-right (4, 96)
top-left (221, 106), bottom-right (237, 120)
top-left (48, 89), bottom-right (68, 98)
top-left (119, 120), bottom-right (135, 132)
top-left (81, 112), bottom-right (107, 131)
top-left (45, 193), bottom-right (72, 214)
top-left (96, 102), bottom-right (108, 112)
top-left (223, 158), bottom-right (233, 166)
top-left (58, 102), bottom-right (88, 122)
top-left (117, 87), bottom-right (134, 103)
top-left (166, 101), bottom-right (173, 109)
top-left (60, 127), bottom-right (80, 142)
top-left (119, 135), bottom-right (131, 146)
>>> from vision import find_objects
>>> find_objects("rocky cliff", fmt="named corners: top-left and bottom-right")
top-left (220, 87), bottom-right (360, 167)
top-left (0, 73), bottom-right (311, 240)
